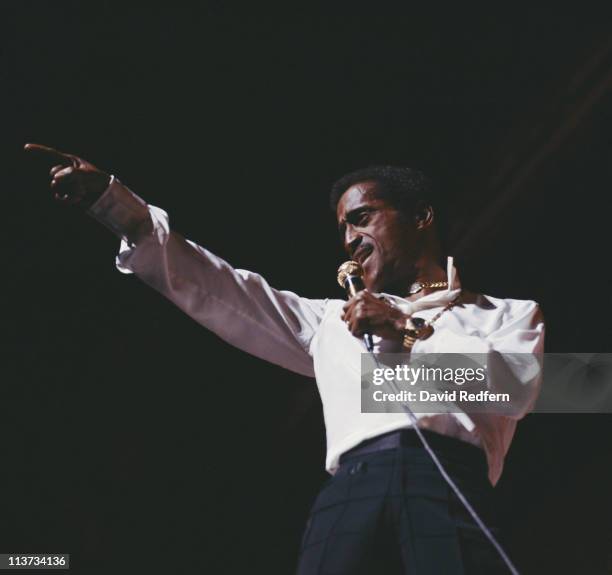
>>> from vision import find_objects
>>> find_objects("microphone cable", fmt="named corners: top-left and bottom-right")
top-left (380, 358), bottom-right (520, 575)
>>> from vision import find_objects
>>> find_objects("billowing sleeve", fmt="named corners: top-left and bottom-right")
top-left (485, 299), bottom-right (545, 419)
top-left (414, 298), bottom-right (545, 420)
top-left (88, 177), bottom-right (326, 377)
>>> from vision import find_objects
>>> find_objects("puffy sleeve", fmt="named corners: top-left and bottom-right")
top-left (414, 297), bottom-right (545, 420)
top-left (88, 177), bottom-right (326, 377)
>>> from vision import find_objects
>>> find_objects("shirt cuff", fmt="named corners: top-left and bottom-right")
top-left (87, 175), bottom-right (152, 242)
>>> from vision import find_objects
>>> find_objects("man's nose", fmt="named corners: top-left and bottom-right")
top-left (344, 225), bottom-right (362, 256)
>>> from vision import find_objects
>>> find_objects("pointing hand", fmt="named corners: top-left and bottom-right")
top-left (24, 143), bottom-right (111, 209)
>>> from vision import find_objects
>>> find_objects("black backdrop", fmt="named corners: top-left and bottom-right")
top-left (3, 3), bottom-right (612, 574)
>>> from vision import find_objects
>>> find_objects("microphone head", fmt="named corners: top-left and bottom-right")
top-left (337, 260), bottom-right (363, 288)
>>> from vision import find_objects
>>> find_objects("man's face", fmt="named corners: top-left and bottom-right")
top-left (336, 181), bottom-right (421, 294)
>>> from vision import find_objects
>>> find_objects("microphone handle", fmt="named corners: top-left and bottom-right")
top-left (345, 275), bottom-right (365, 297)
top-left (344, 275), bottom-right (375, 352)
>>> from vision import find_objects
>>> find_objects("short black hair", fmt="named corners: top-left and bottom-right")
top-left (330, 165), bottom-right (447, 249)
top-left (330, 165), bottom-right (436, 216)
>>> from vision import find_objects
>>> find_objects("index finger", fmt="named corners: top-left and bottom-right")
top-left (24, 143), bottom-right (75, 164)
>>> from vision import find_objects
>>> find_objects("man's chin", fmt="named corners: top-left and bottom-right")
top-left (364, 262), bottom-right (392, 293)
top-left (364, 274), bottom-right (382, 293)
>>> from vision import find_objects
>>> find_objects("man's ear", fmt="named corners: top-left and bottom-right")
top-left (414, 202), bottom-right (435, 230)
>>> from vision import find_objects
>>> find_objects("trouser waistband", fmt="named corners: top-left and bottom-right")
top-left (339, 428), bottom-right (485, 466)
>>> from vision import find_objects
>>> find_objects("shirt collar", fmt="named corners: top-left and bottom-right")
top-left (379, 256), bottom-right (461, 316)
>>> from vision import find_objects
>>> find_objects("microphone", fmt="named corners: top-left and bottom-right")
top-left (337, 260), bottom-right (375, 352)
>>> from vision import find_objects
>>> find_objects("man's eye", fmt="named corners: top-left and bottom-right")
top-left (356, 213), bottom-right (370, 225)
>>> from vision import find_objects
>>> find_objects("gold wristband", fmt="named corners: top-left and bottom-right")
top-left (402, 317), bottom-right (432, 350)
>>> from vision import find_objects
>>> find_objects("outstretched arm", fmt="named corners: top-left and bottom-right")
top-left (25, 144), bottom-right (325, 377)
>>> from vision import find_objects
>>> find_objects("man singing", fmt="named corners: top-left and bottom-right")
top-left (26, 143), bottom-right (544, 574)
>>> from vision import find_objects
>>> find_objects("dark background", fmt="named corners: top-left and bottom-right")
top-left (3, 3), bottom-right (612, 574)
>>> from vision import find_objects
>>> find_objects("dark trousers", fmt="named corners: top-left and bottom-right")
top-left (296, 432), bottom-right (508, 574)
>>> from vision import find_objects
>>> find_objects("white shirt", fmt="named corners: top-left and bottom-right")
top-left (89, 177), bottom-right (545, 485)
